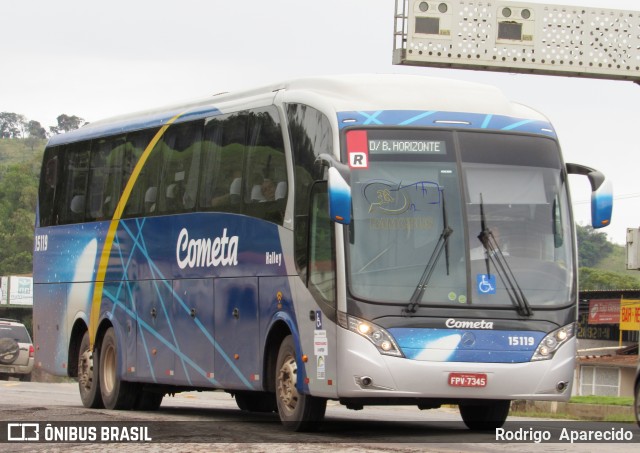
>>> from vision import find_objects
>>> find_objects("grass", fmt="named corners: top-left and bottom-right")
top-left (0, 138), bottom-right (45, 166)
top-left (509, 410), bottom-right (635, 422)
top-left (569, 395), bottom-right (634, 406)
top-left (510, 396), bottom-right (636, 422)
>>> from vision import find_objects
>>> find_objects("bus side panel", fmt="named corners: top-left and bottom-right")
top-left (291, 278), bottom-right (338, 399)
top-left (33, 283), bottom-right (69, 376)
top-left (100, 280), bottom-right (138, 383)
top-left (33, 223), bottom-right (105, 376)
top-left (258, 275), bottom-right (297, 384)
top-left (171, 278), bottom-right (216, 387)
top-left (214, 277), bottom-right (260, 390)
top-left (134, 279), bottom-right (176, 385)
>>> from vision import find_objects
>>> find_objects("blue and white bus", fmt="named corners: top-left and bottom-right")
top-left (33, 74), bottom-right (612, 431)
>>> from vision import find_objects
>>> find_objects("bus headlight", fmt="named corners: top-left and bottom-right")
top-left (346, 315), bottom-right (404, 357)
top-left (531, 323), bottom-right (575, 361)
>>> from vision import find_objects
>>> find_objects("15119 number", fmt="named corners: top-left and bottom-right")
top-left (507, 336), bottom-right (535, 346)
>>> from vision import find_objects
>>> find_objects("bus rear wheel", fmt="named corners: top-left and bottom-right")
top-left (134, 389), bottom-right (164, 411)
top-left (78, 330), bottom-right (103, 408)
top-left (459, 400), bottom-right (510, 430)
top-left (99, 327), bottom-right (137, 410)
top-left (275, 335), bottom-right (326, 431)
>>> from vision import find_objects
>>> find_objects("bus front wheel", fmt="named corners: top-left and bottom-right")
top-left (99, 327), bottom-right (137, 410)
top-left (459, 400), bottom-right (510, 430)
top-left (275, 335), bottom-right (326, 431)
top-left (78, 330), bottom-right (103, 408)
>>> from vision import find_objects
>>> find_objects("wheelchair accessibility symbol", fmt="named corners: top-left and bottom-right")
top-left (477, 274), bottom-right (496, 294)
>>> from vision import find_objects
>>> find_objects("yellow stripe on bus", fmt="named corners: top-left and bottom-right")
top-left (89, 113), bottom-right (183, 347)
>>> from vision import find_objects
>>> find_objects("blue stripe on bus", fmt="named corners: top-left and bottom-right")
top-left (389, 328), bottom-right (547, 363)
top-left (337, 110), bottom-right (556, 137)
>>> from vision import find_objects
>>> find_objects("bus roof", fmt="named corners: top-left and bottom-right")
top-left (46, 73), bottom-right (549, 147)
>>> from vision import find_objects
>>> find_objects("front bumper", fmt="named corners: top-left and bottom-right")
top-left (336, 327), bottom-right (574, 401)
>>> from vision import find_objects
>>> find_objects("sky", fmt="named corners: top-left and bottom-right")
top-left (1, 0), bottom-right (639, 245)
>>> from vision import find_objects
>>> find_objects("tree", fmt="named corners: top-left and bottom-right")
top-left (0, 161), bottom-right (39, 275)
top-left (579, 267), bottom-right (640, 290)
top-left (27, 120), bottom-right (47, 139)
top-left (49, 114), bottom-right (85, 135)
top-left (576, 224), bottom-right (613, 268)
top-left (0, 112), bottom-right (26, 138)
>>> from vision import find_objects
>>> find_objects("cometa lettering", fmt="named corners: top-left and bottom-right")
top-left (445, 318), bottom-right (494, 329)
top-left (176, 227), bottom-right (239, 269)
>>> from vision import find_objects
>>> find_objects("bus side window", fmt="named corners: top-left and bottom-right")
top-left (122, 128), bottom-right (162, 218)
top-left (155, 121), bottom-right (202, 214)
top-left (243, 108), bottom-right (288, 225)
top-left (87, 135), bottom-right (126, 221)
top-left (38, 150), bottom-right (60, 226)
top-left (57, 142), bottom-right (90, 225)
top-left (200, 114), bottom-right (246, 212)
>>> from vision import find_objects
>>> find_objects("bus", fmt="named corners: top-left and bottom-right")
top-left (33, 74), bottom-right (613, 431)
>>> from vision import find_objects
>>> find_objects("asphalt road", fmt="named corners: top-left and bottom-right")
top-left (0, 381), bottom-right (638, 452)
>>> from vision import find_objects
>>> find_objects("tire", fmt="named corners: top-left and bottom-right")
top-left (134, 390), bottom-right (164, 411)
top-left (234, 391), bottom-right (277, 413)
top-left (99, 327), bottom-right (137, 410)
top-left (0, 338), bottom-right (19, 364)
top-left (275, 335), bottom-right (326, 431)
top-left (459, 400), bottom-right (510, 430)
top-left (78, 330), bottom-right (103, 408)
top-left (19, 373), bottom-right (31, 382)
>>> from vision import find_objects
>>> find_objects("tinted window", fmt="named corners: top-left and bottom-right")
top-left (57, 142), bottom-right (90, 225)
top-left (286, 103), bottom-right (333, 276)
top-left (200, 107), bottom-right (288, 225)
top-left (86, 135), bottom-right (126, 221)
top-left (243, 108), bottom-right (287, 224)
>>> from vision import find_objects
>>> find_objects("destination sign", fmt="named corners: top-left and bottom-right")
top-left (368, 139), bottom-right (446, 154)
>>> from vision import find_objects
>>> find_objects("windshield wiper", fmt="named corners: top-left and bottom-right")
top-left (404, 189), bottom-right (452, 316)
top-left (477, 195), bottom-right (533, 317)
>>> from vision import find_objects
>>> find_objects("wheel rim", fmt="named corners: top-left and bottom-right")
top-left (78, 350), bottom-right (93, 392)
top-left (277, 353), bottom-right (299, 415)
top-left (102, 342), bottom-right (116, 395)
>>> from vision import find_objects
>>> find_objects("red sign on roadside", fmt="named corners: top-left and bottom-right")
top-left (588, 299), bottom-right (620, 324)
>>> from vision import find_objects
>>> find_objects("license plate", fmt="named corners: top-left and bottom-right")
top-left (448, 372), bottom-right (487, 387)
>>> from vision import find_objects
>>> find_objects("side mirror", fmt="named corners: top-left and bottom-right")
top-left (327, 167), bottom-right (351, 225)
top-left (566, 163), bottom-right (613, 229)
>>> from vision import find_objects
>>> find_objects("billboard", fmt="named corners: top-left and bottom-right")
top-left (620, 299), bottom-right (640, 331)
top-left (0, 276), bottom-right (33, 306)
top-left (587, 299), bottom-right (620, 325)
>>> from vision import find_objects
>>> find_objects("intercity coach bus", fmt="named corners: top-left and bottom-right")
top-left (33, 74), bottom-right (612, 431)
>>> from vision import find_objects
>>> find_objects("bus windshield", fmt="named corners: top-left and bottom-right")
top-left (346, 129), bottom-right (574, 309)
